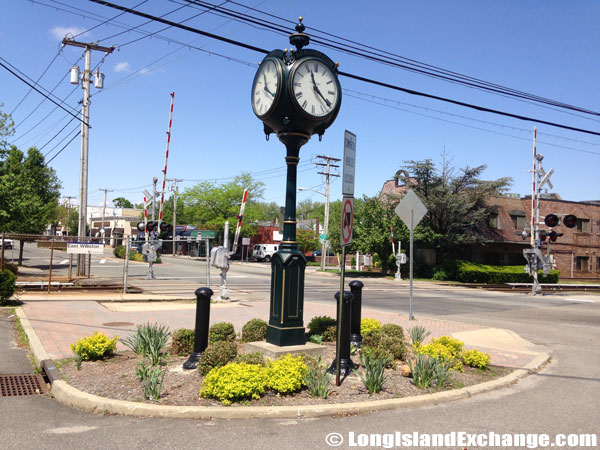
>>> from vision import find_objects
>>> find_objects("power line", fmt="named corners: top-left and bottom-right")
top-left (343, 91), bottom-right (600, 156)
top-left (0, 59), bottom-right (88, 127)
top-left (182, 0), bottom-right (600, 118)
top-left (45, 129), bottom-right (81, 165)
top-left (88, 0), bottom-right (600, 138)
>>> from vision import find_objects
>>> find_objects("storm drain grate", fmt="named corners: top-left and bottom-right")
top-left (0, 374), bottom-right (46, 397)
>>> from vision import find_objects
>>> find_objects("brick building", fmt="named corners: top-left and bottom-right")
top-left (381, 172), bottom-right (600, 280)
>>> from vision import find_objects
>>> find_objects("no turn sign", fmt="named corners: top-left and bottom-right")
top-left (341, 197), bottom-right (354, 247)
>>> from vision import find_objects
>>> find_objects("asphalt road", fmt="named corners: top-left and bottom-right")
top-left (1, 261), bottom-right (599, 449)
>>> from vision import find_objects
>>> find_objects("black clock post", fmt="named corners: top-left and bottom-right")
top-left (251, 18), bottom-right (341, 346)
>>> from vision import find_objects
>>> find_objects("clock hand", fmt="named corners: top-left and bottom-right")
top-left (262, 73), bottom-right (275, 97)
top-left (310, 71), bottom-right (331, 108)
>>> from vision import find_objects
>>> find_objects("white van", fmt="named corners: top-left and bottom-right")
top-left (252, 244), bottom-right (278, 262)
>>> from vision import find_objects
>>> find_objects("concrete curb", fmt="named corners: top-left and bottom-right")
top-left (18, 306), bottom-right (549, 419)
top-left (15, 306), bottom-right (50, 367)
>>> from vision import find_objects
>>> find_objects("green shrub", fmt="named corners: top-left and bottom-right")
top-left (113, 246), bottom-right (126, 258)
top-left (309, 334), bottom-right (323, 345)
top-left (2, 262), bottom-right (18, 275)
top-left (200, 363), bottom-right (269, 405)
top-left (198, 341), bottom-right (238, 375)
top-left (303, 356), bottom-right (332, 399)
top-left (71, 332), bottom-right (118, 361)
top-left (381, 324), bottom-right (405, 340)
top-left (362, 346), bottom-right (394, 368)
top-left (308, 315), bottom-right (336, 335)
top-left (455, 260), bottom-right (559, 284)
top-left (362, 329), bottom-right (406, 361)
top-left (353, 351), bottom-right (390, 394)
top-left (0, 269), bottom-right (17, 305)
top-left (409, 354), bottom-right (452, 389)
top-left (241, 318), bottom-right (267, 342)
top-left (432, 336), bottom-right (464, 356)
top-left (361, 318), bottom-right (382, 335)
top-left (462, 349), bottom-right (491, 369)
top-left (169, 328), bottom-right (195, 355)
top-left (321, 325), bottom-right (337, 342)
top-left (234, 352), bottom-right (265, 366)
top-left (267, 354), bottom-right (308, 394)
top-left (208, 322), bottom-right (236, 343)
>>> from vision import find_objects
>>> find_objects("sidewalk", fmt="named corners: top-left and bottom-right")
top-left (20, 296), bottom-right (542, 369)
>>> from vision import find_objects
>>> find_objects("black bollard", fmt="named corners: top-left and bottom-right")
top-left (183, 287), bottom-right (213, 370)
top-left (329, 290), bottom-right (357, 380)
top-left (349, 280), bottom-right (364, 348)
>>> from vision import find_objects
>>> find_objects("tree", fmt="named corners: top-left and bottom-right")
top-left (0, 146), bottom-right (61, 264)
top-left (178, 172), bottom-right (266, 242)
top-left (0, 104), bottom-right (15, 157)
top-left (113, 197), bottom-right (134, 208)
top-left (399, 159), bottom-right (512, 258)
top-left (297, 199), bottom-right (324, 220)
top-left (297, 228), bottom-right (319, 254)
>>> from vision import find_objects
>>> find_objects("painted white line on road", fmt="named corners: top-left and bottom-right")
top-left (559, 298), bottom-right (596, 303)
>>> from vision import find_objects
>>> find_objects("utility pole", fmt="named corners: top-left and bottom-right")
top-left (99, 188), bottom-right (113, 244)
top-left (63, 38), bottom-right (113, 275)
top-left (315, 155), bottom-right (340, 271)
top-left (63, 196), bottom-right (75, 235)
top-left (167, 178), bottom-right (183, 256)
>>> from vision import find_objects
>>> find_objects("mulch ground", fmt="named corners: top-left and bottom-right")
top-left (57, 342), bottom-right (511, 408)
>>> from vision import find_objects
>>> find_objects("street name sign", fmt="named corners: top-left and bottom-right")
top-left (342, 130), bottom-right (356, 197)
top-left (67, 242), bottom-right (104, 255)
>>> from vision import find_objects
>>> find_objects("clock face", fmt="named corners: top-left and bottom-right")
top-left (291, 58), bottom-right (340, 118)
top-left (251, 58), bottom-right (281, 118)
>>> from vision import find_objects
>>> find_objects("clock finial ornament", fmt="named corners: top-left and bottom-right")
top-left (289, 16), bottom-right (309, 51)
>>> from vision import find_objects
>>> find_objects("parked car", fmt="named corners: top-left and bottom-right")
top-left (313, 249), bottom-right (334, 256)
top-left (1, 238), bottom-right (13, 249)
top-left (252, 244), bottom-right (278, 262)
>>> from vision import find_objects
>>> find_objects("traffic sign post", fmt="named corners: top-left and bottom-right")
top-left (335, 131), bottom-right (357, 386)
top-left (394, 190), bottom-right (427, 320)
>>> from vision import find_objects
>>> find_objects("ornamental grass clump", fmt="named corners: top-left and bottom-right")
top-left (71, 332), bottom-right (118, 361)
top-left (303, 356), bottom-right (333, 399)
top-left (136, 359), bottom-right (166, 401)
top-left (200, 363), bottom-right (269, 405)
top-left (267, 354), bottom-right (308, 394)
top-left (353, 351), bottom-right (390, 394)
top-left (409, 354), bottom-right (452, 390)
top-left (120, 322), bottom-right (171, 365)
top-left (408, 325), bottom-right (431, 348)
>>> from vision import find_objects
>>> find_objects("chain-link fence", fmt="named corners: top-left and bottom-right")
top-left (0, 234), bottom-right (210, 296)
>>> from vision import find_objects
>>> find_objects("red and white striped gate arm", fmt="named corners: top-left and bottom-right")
top-left (231, 188), bottom-right (248, 254)
top-left (158, 92), bottom-right (175, 231)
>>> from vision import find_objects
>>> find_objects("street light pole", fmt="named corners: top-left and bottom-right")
top-left (298, 186), bottom-right (329, 270)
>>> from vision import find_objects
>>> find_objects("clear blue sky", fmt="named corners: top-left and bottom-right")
top-left (1, 0), bottom-right (599, 211)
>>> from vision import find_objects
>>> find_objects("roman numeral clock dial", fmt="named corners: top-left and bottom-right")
top-left (291, 59), bottom-right (340, 118)
top-left (251, 58), bottom-right (282, 118)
